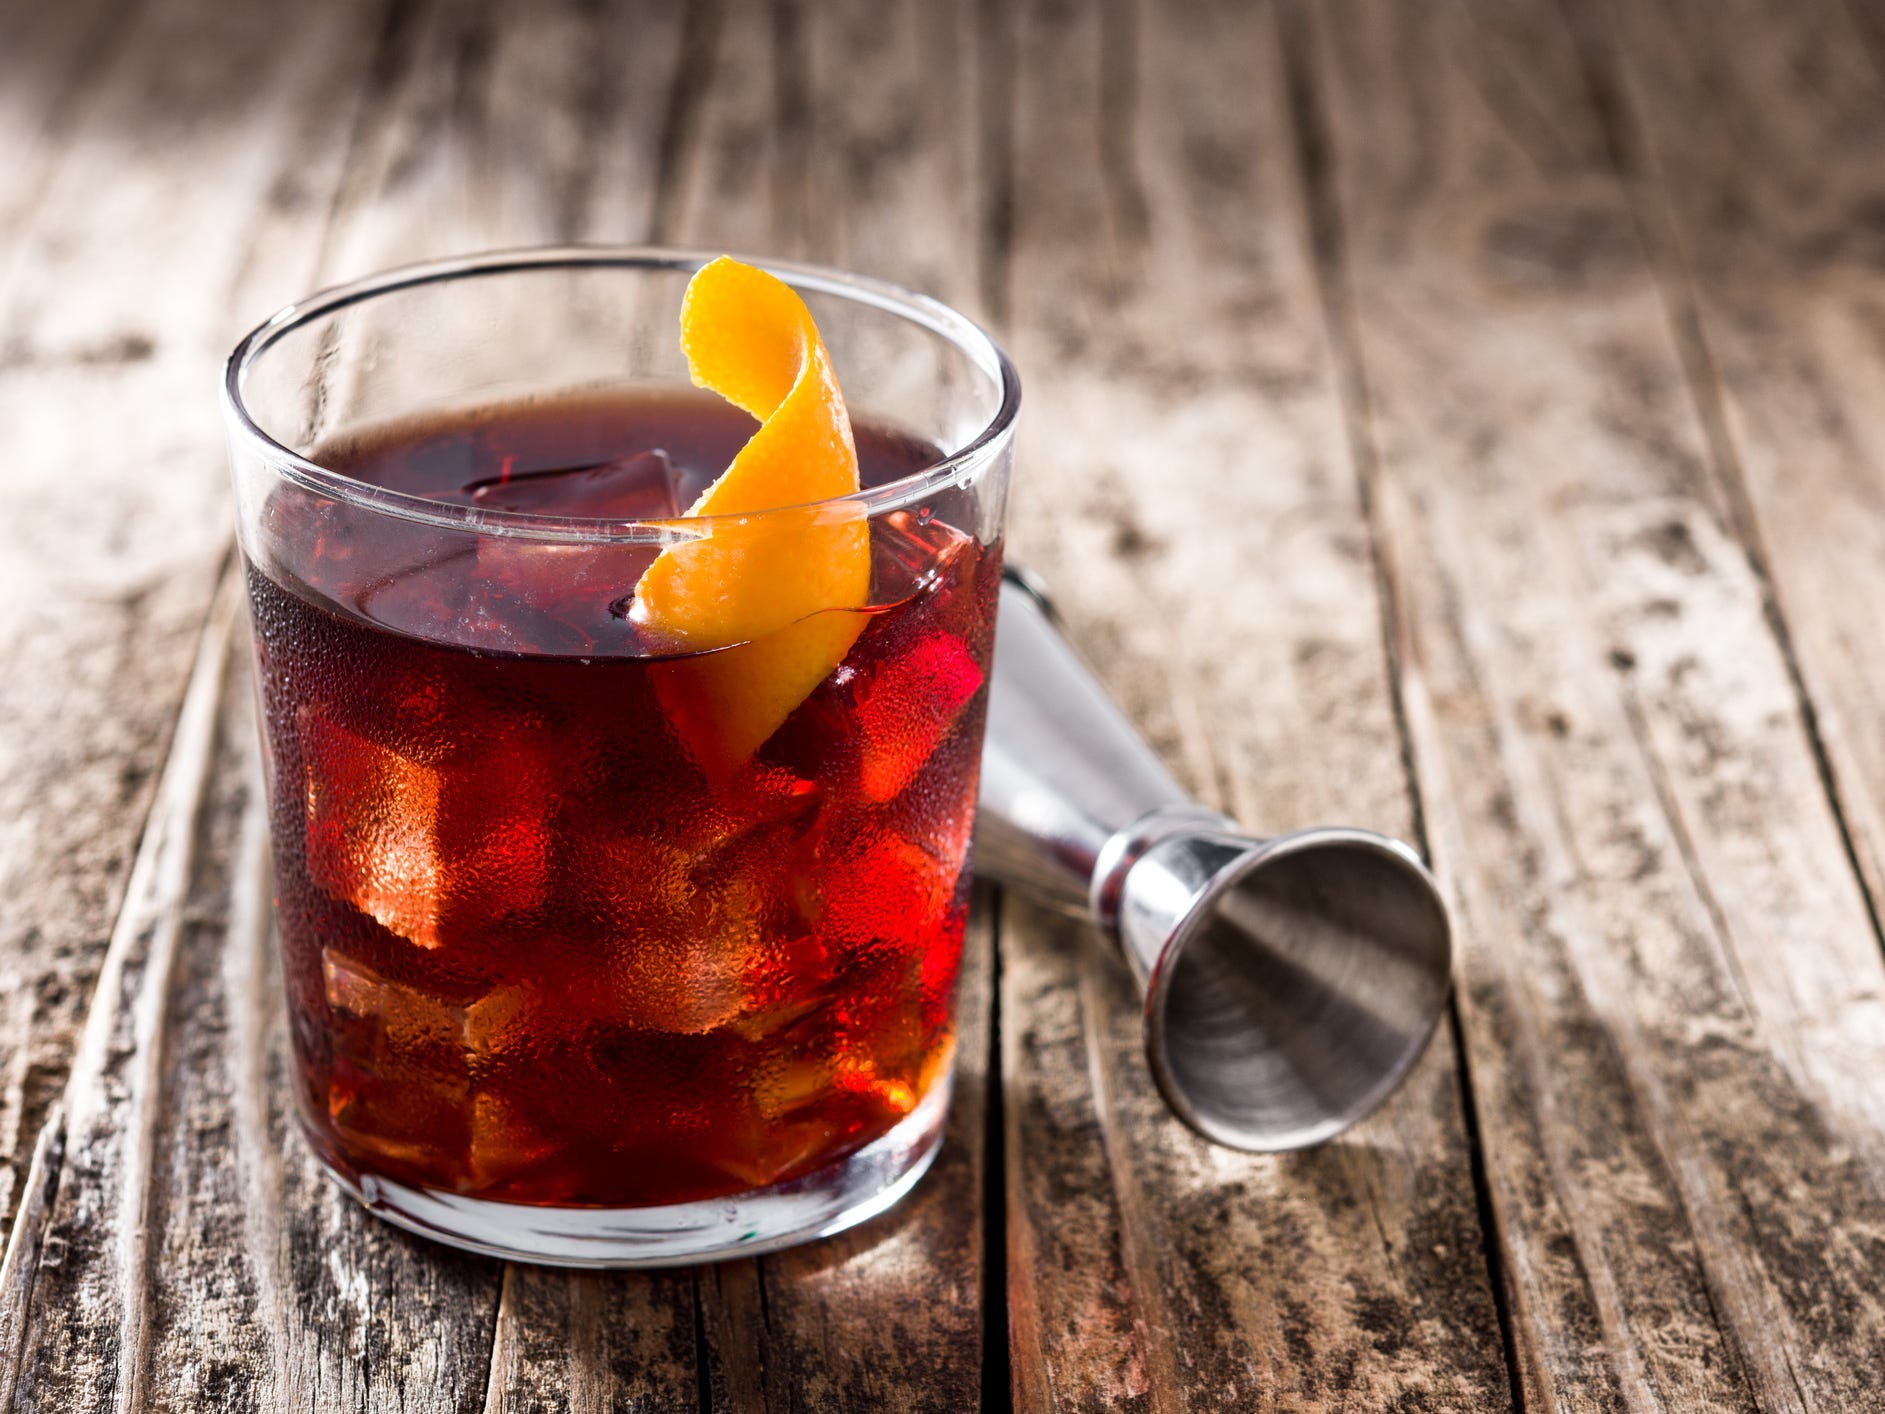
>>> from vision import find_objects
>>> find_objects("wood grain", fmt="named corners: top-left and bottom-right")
top-left (318, 0), bottom-right (691, 278)
top-left (995, 0), bottom-right (1510, 1407)
top-left (0, 0), bottom-right (124, 271)
top-left (0, 1108), bottom-right (64, 1413)
top-left (1592, 0), bottom-right (1885, 933)
top-left (479, 1263), bottom-right (697, 1413)
top-left (0, 0), bottom-right (395, 1241)
top-left (1296, 0), bottom-right (1885, 1405)
top-left (17, 0), bottom-right (1885, 1407)
top-left (9, 583), bottom-right (241, 1411)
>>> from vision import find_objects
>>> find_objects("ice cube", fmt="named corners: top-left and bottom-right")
top-left (872, 717), bottom-right (979, 868)
top-left (755, 1053), bottom-right (836, 1119)
top-left (430, 734), bottom-right (554, 944)
top-left (727, 932), bottom-right (832, 1042)
top-left (541, 834), bottom-right (754, 1035)
top-left (451, 583), bottom-right (607, 655)
top-left (321, 949), bottom-right (474, 1173)
top-left (470, 540), bottom-right (661, 642)
top-left (819, 943), bottom-right (951, 1123)
top-left (324, 948), bottom-right (470, 1058)
top-left (605, 872), bottom-right (772, 1035)
top-left (794, 790), bottom-right (973, 1080)
top-left (469, 448), bottom-right (687, 519)
top-left (470, 450), bottom-right (688, 630)
top-left (807, 818), bottom-right (963, 953)
top-left (302, 704), bottom-right (445, 947)
top-left (713, 1015), bottom-right (933, 1189)
top-left (494, 946), bottom-right (749, 1041)
top-left (352, 547), bottom-right (476, 643)
top-left (689, 761), bottom-right (822, 854)
top-left (709, 1112), bottom-right (847, 1190)
top-left (326, 1055), bottom-right (471, 1177)
top-left (466, 1089), bottom-right (562, 1191)
top-left (556, 828), bottom-right (693, 941)
top-left (461, 980), bottom-right (541, 1059)
top-left (300, 703), bottom-right (552, 951)
top-left (620, 955), bottom-right (749, 1037)
top-left (828, 1023), bottom-right (956, 1128)
top-left (559, 795), bottom-right (834, 1047)
top-left (711, 1052), bottom-right (851, 1188)
top-left (461, 993), bottom-right (649, 1190)
top-left (869, 508), bottom-right (973, 603)
top-left (848, 631), bottom-right (984, 801)
top-left (541, 763), bottom-right (821, 1035)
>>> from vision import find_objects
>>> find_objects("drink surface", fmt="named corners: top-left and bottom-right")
top-left (247, 389), bottom-right (997, 1207)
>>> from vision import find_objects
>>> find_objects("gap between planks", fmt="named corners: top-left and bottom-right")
top-left (0, 1105), bottom-right (66, 1413)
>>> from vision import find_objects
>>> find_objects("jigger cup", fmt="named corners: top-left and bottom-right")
top-left (975, 569), bottom-right (1455, 1151)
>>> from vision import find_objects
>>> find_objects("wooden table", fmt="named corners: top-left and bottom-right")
top-left (5, 0), bottom-right (1885, 1406)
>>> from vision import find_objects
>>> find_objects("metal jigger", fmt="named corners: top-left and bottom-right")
top-left (975, 568), bottom-right (1454, 1151)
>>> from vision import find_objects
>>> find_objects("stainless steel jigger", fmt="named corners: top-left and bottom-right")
top-left (975, 568), bottom-right (1454, 1151)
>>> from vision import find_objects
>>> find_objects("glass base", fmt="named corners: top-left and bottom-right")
top-left (316, 1076), bottom-right (952, 1268)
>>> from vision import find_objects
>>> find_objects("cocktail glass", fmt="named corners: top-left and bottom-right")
top-left (221, 249), bottom-right (1018, 1266)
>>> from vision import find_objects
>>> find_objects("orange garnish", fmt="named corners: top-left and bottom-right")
top-left (631, 257), bottom-right (872, 773)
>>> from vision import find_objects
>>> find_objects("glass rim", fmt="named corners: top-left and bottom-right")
top-left (220, 245), bottom-right (1021, 544)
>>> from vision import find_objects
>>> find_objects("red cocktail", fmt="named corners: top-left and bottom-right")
top-left (224, 252), bottom-right (1017, 1264)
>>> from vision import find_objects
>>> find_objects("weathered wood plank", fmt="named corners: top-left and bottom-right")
top-left (1592, 0), bottom-right (1885, 936)
top-left (320, 0), bottom-right (690, 276)
top-left (996, 0), bottom-right (1510, 1407)
top-left (0, 0), bottom-right (400, 1245)
top-left (672, 0), bottom-right (997, 1404)
top-left (8, 582), bottom-right (242, 1412)
top-left (999, 900), bottom-right (1144, 1411)
top-left (1297, 0), bottom-right (1885, 1405)
top-left (477, 1262), bottom-right (698, 1413)
top-left (0, 0), bottom-right (129, 274)
top-left (0, 1106), bottom-right (63, 1414)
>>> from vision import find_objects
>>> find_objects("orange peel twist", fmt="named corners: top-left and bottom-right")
top-left (631, 257), bottom-right (871, 773)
